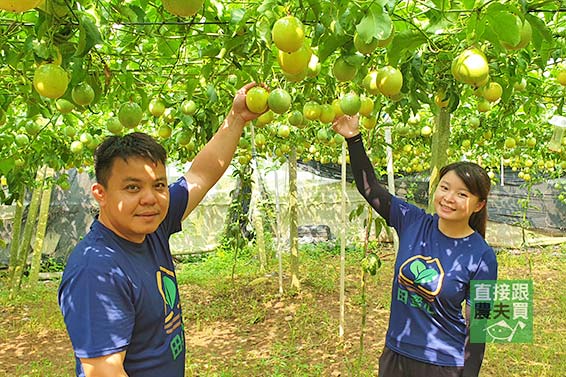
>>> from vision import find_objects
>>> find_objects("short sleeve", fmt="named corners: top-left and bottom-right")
top-left (58, 259), bottom-right (135, 359)
top-left (388, 196), bottom-right (428, 234)
top-left (471, 248), bottom-right (498, 281)
top-left (161, 177), bottom-right (189, 235)
top-left (466, 247), bottom-right (498, 307)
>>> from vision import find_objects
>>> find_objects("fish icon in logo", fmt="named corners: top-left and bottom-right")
top-left (398, 255), bottom-right (444, 302)
top-left (485, 320), bottom-right (526, 342)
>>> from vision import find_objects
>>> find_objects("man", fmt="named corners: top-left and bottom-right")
top-left (58, 83), bottom-right (263, 376)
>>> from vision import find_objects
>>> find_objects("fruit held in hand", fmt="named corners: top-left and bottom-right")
top-left (340, 92), bottom-right (361, 116)
top-left (362, 253), bottom-right (382, 275)
top-left (245, 86), bottom-right (269, 114)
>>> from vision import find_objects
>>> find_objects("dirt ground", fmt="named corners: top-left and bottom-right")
top-left (0, 276), bottom-right (388, 376)
top-left (181, 279), bottom-right (389, 376)
top-left (2, 246), bottom-right (565, 376)
top-left (0, 300), bottom-right (75, 375)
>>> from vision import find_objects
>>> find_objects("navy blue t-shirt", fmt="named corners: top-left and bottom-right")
top-left (58, 177), bottom-right (188, 376)
top-left (385, 196), bottom-right (498, 367)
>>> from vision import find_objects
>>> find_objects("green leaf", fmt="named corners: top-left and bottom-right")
top-left (344, 54), bottom-right (365, 67)
top-left (534, 39), bottom-right (552, 71)
top-left (527, 13), bottom-right (553, 54)
top-left (224, 35), bottom-right (247, 54)
top-left (201, 45), bottom-right (221, 58)
top-left (123, 71), bottom-right (135, 91)
top-left (4, 48), bottom-right (20, 69)
top-left (356, 4), bottom-right (392, 42)
top-left (206, 84), bottom-right (218, 103)
top-left (414, 268), bottom-right (439, 284)
top-left (410, 260), bottom-right (426, 278)
top-left (306, 0), bottom-right (322, 22)
top-left (75, 13), bottom-right (103, 57)
top-left (485, 10), bottom-right (520, 47)
top-left (256, 17), bottom-right (272, 46)
top-left (32, 41), bottom-right (50, 61)
top-left (387, 31), bottom-right (427, 67)
top-left (0, 158), bottom-right (15, 176)
top-left (230, 8), bottom-right (246, 25)
top-left (162, 275), bottom-right (177, 308)
top-left (25, 95), bottom-right (42, 118)
top-left (462, 0), bottom-right (476, 8)
top-left (408, 92), bottom-right (421, 114)
top-left (34, 13), bottom-right (52, 42)
top-left (69, 57), bottom-right (87, 85)
top-left (137, 88), bottom-right (149, 112)
top-left (447, 92), bottom-right (460, 113)
top-left (181, 115), bottom-right (194, 127)
top-left (117, 5), bottom-right (140, 22)
top-left (318, 34), bottom-right (350, 63)
top-left (466, 11), bottom-right (483, 41)
top-left (374, 218), bottom-right (383, 239)
top-left (257, 0), bottom-right (279, 14)
top-left (185, 79), bottom-right (198, 98)
top-left (158, 39), bottom-right (182, 57)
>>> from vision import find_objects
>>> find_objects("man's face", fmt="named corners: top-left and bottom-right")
top-left (92, 157), bottom-right (169, 243)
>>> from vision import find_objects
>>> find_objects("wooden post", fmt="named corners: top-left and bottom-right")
top-left (428, 107), bottom-right (451, 213)
top-left (339, 141), bottom-right (347, 337)
top-left (288, 147), bottom-right (300, 291)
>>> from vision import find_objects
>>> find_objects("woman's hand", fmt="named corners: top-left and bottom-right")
top-left (332, 115), bottom-right (361, 139)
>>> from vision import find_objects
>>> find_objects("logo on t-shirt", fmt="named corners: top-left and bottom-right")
top-left (398, 255), bottom-right (445, 302)
top-left (156, 266), bottom-right (184, 360)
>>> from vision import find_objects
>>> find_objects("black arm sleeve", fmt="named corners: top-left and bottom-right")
top-left (346, 134), bottom-right (392, 222)
top-left (463, 302), bottom-right (486, 377)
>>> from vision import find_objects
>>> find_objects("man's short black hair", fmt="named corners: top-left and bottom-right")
top-left (94, 132), bottom-right (167, 186)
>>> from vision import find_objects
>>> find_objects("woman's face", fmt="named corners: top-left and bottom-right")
top-left (434, 170), bottom-right (485, 225)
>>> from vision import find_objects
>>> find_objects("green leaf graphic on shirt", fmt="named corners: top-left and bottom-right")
top-left (409, 260), bottom-right (439, 284)
top-left (163, 275), bottom-right (177, 308)
top-left (410, 260), bottom-right (426, 276)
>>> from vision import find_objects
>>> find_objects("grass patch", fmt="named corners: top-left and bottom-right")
top-left (0, 242), bottom-right (564, 376)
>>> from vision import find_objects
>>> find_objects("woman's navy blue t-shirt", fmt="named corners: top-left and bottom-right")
top-left (385, 196), bottom-right (498, 366)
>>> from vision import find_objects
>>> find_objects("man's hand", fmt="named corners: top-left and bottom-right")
top-left (332, 115), bottom-right (361, 139)
top-left (183, 82), bottom-right (268, 219)
top-left (228, 82), bottom-right (268, 125)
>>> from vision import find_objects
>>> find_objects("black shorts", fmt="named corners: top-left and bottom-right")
top-left (378, 346), bottom-right (464, 377)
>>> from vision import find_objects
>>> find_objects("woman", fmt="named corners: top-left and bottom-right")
top-left (333, 115), bottom-right (497, 377)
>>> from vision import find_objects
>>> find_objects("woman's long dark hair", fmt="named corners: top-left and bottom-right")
top-left (439, 161), bottom-right (491, 238)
